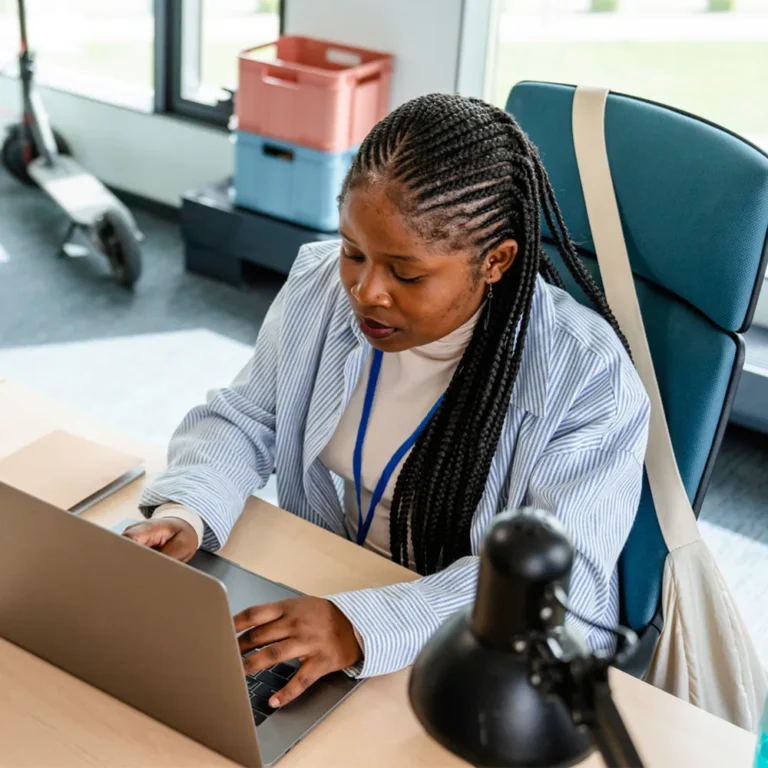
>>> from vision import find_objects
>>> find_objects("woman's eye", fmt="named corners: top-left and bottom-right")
top-left (342, 246), bottom-right (422, 283)
top-left (393, 272), bottom-right (422, 284)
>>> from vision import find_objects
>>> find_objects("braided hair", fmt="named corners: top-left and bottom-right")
top-left (339, 94), bottom-right (628, 576)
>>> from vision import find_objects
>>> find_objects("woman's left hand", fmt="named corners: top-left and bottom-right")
top-left (235, 596), bottom-right (362, 708)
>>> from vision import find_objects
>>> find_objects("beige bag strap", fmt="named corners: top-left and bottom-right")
top-left (571, 85), bottom-right (700, 552)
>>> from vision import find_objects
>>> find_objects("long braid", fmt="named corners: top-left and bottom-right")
top-left (531, 157), bottom-right (631, 353)
top-left (340, 94), bottom-right (627, 575)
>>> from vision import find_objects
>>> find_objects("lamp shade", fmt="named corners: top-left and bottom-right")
top-left (408, 508), bottom-right (593, 767)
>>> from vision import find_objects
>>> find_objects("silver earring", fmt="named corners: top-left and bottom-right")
top-left (483, 284), bottom-right (494, 331)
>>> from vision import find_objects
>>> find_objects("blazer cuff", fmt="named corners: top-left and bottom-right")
top-left (152, 503), bottom-right (204, 549)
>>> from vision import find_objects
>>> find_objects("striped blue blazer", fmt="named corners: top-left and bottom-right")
top-left (140, 240), bottom-right (650, 677)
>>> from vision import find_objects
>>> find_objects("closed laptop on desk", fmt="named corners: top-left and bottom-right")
top-left (0, 483), bottom-right (361, 767)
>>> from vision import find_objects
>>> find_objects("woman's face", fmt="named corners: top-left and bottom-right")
top-left (339, 183), bottom-right (516, 352)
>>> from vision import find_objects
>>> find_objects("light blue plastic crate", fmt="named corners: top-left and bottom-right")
top-left (234, 131), bottom-right (357, 232)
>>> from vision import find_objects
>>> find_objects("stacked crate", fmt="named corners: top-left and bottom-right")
top-left (234, 36), bottom-right (393, 232)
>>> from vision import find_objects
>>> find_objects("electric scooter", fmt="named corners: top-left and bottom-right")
top-left (1, 0), bottom-right (143, 287)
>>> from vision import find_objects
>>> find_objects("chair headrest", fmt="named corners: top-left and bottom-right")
top-left (507, 81), bottom-right (768, 333)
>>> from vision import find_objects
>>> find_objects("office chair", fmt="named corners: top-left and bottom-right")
top-left (507, 81), bottom-right (768, 673)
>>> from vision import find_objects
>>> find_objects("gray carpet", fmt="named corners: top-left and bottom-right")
top-left (1, 166), bottom-right (767, 663)
top-left (0, 168), bottom-right (282, 349)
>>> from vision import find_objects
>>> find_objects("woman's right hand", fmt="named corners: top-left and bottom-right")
top-left (123, 518), bottom-right (198, 562)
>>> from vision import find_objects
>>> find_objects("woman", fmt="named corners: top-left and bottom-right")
top-left (126, 94), bottom-right (649, 710)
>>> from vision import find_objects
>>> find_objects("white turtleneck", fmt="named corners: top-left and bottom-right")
top-left (320, 309), bottom-right (480, 568)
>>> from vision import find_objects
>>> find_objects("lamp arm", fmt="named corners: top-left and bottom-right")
top-left (543, 587), bottom-right (645, 767)
top-left (535, 637), bottom-right (644, 768)
top-left (590, 676), bottom-right (644, 768)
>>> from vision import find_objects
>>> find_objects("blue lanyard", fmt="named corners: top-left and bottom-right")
top-left (353, 349), bottom-right (443, 546)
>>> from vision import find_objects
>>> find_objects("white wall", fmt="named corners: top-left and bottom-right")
top-left (753, 288), bottom-right (768, 327)
top-left (0, 0), bottom-right (467, 207)
top-left (0, 79), bottom-right (232, 207)
top-left (285, 0), bottom-right (463, 108)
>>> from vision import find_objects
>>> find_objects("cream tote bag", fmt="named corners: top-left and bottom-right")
top-left (571, 85), bottom-right (767, 731)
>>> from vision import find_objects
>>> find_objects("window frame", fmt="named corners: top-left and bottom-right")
top-left (156, 0), bottom-right (286, 128)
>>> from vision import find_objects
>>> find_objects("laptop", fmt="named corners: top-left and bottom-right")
top-left (0, 483), bottom-right (362, 766)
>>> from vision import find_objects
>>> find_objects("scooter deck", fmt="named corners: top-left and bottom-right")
top-left (28, 155), bottom-right (136, 230)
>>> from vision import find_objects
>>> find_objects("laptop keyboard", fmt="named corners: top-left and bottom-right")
top-left (246, 660), bottom-right (300, 726)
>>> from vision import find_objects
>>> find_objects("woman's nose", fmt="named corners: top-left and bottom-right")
top-left (352, 269), bottom-right (392, 309)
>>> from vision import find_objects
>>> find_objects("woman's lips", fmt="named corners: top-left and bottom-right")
top-left (358, 316), bottom-right (398, 340)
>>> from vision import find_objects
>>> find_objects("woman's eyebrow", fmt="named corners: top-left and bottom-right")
top-left (385, 253), bottom-right (419, 263)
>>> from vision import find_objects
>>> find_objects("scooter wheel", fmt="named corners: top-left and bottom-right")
top-left (94, 209), bottom-right (142, 288)
top-left (1, 123), bottom-right (71, 185)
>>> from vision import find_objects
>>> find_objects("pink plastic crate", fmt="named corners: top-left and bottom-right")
top-left (237, 36), bottom-right (393, 152)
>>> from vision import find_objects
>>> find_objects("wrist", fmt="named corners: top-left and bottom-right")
top-left (327, 600), bottom-right (364, 667)
top-left (152, 503), bottom-right (204, 549)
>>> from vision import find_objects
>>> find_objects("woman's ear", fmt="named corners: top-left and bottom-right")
top-left (483, 239), bottom-right (518, 284)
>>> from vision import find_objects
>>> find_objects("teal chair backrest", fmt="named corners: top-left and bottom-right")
top-left (507, 82), bottom-right (768, 638)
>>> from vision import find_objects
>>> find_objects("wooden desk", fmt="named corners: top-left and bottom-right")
top-left (0, 379), bottom-right (757, 767)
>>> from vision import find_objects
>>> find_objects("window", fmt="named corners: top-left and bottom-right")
top-left (0, 0), bottom-right (155, 110)
top-left (487, 0), bottom-right (768, 146)
top-left (0, 0), bottom-right (283, 123)
top-left (171, 0), bottom-right (282, 125)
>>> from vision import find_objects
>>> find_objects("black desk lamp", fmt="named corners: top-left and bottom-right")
top-left (409, 508), bottom-right (644, 768)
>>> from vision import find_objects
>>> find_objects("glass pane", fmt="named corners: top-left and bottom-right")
top-left (0, 1), bottom-right (20, 72)
top-left (0, 0), bottom-right (154, 109)
top-left (489, 0), bottom-right (768, 145)
top-left (181, 0), bottom-right (281, 106)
